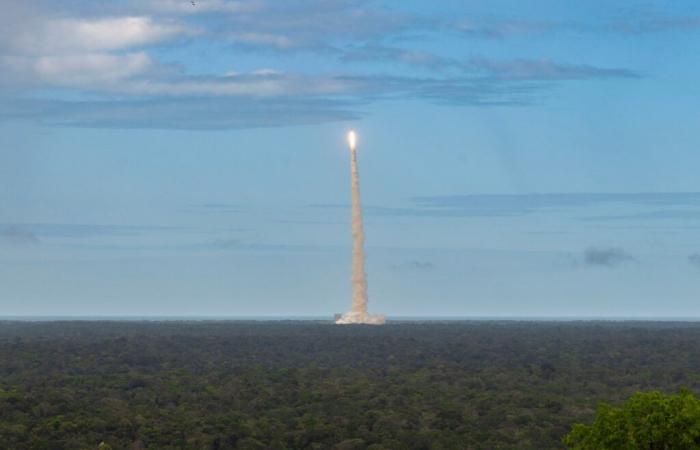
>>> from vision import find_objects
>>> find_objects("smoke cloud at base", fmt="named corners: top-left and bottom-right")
top-left (335, 311), bottom-right (386, 325)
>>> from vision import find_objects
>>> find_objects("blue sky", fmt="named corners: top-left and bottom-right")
top-left (2, 0), bottom-right (700, 316)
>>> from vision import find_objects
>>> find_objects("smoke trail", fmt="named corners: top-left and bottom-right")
top-left (336, 131), bottom-right (385, 325)
top-left (350, 143), bottom-right (368, 314)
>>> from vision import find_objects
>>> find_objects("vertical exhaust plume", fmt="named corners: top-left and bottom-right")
top-left (349, 131), bottom-right (368, 314)
top-left (336, 131), bottom-right (386, 325)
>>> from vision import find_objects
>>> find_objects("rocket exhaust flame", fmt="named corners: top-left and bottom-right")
top-left (336, 131), bottom-right (386, 325)
top-left (348, 130), bottom-right (357, 150)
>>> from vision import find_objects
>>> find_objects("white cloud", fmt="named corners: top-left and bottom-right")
top-left (1, 52), bottom-right (154, 87)
top-left (36, 53), bottom-right (154, 84)
top-left (0, 11), bottom-right (190, 90)
top-left (10, 16), bottom-right (192, 54)
top-left (252, 68), bottom-right (282, 76)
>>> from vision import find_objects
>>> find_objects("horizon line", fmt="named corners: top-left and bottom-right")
top-left (3, 315), bottom-right (700, 322)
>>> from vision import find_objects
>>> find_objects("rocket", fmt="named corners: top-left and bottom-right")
top-left (335, 130), bottom-right (386, 325)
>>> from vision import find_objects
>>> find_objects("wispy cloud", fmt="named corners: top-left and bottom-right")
top-left (340, 45), bottom-right (639, 80)
top-left (340, 44), bottom-right (456, 68)
top-left (0, 223), bottom-right (181, 238)
top-left (454, 19), bottom-right (556, 39)
top-left (312, 193), bottom-right (700, 220)
top-left (0, 226), bottom-right (40, 245)
top-left (468, 58), bottom-right (639, 80)
top-left (0, 97), bottom-right (362, 129)
top-left (583, 210), bottom-right (700, 222)
top-left (452, 10), bottom-right (700, 39)
top-left (689, 253), bottom-right (700, 268)
top-left (409, 193), bottom-right (700, 217)
top-left (583, 247), bottom-right (634, 267)
top-left (607, 8), bottom-right (700, 34)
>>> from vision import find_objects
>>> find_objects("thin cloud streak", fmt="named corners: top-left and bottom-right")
top-left (312, 193), bottom-right (700, 220)
top-left (340, 44), bottom-right (639, 80)
top-left (0, 226), bottom-right (40, 245)
top-left (583, 247), bottom-right (634, 267)
top-left (0, 97), bottom-right (363, 130)
top-left (0, 223), bottom-right (182, 238)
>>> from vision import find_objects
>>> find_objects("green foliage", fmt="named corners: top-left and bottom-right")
top-left (334, 438), bottom-right (368, 449)
top-left (0, 321), bottom-right (699, 449)
top-left (564, 390), bottom-right (700, 449)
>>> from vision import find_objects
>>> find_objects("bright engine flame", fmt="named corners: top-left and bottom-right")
top-left (347, 130), bottom-right (357, 149)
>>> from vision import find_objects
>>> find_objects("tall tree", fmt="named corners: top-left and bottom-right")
top-left (564, 390), bottom-right (700, 450)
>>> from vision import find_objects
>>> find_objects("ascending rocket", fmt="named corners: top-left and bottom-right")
top-left (335, 130), bottom-right (386, 325)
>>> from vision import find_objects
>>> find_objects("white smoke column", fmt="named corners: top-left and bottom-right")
top-left (350, 130), bottom-right (368, 313)
top-left (336, 131), bottom-right (386, 325)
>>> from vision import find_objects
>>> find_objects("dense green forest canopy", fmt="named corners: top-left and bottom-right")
top-left (1, 321), bottom-right (699, 449)
top-left (565, 389), bottom-right (700, 450)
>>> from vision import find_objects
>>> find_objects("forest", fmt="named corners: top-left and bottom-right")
top-left (1, 320), bottom-right (699, 449)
